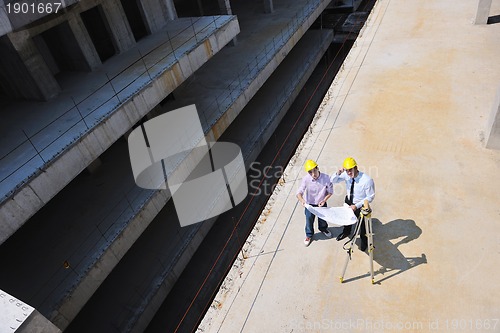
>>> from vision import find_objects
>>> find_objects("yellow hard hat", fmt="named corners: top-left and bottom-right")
top-left (304, 159), bottom-right (318, 172)
top-left (343, 157), bottom-right (357, 169)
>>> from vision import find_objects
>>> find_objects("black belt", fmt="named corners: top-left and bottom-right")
top-left (309, 203), bottom-right (328, 207)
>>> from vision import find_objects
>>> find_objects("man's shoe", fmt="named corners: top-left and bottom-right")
top-left (360, 241), bottom-right (368, 251)
top-left (322, 230), bottom-right (332, 238)
top-left (336, 232), bottom-right (349, 241)
top-left (304, 237), bottom-right (312, 247)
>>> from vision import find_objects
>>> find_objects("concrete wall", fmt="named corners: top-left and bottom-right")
top-left (0, 5), bottom-right (13, 36)
top-left (67, 13), bottom-right (102, 70)
top-left (0, 18), bottom-right (241, 330)
top-left (0, 17), bottom-right (240, 246)
top-left (126, 219), bottom-right (215, 333)
top-left (0, 35), bottom-right (52, 99)
top-left (49, 2), bottom-right (331, 329)
top-left (205, 0), bottom-right (332, 144)
top-left (0, 0), bottom-right (171, 100)
top-left (139, 0), bottom-right (176, 32)
top-left (122, 29), bottom-right (333, 333)
top-left (243, 30), bottom-right (333, 164)
top-left (0, 0), bottom-right (79, 35)
top-left (17, 310), bottom-right (62, 333)
top-left (50, 190), bottom-right (171, 329)
top-left (1, 1), bottom-right (333, 331)
top-left (2, 32), bottom-right (61, 100)
top-left (100, 0), bottom-right (136, 52)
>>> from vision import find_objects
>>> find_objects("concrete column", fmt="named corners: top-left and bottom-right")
top-left (0, 5), bottom-right (13, 36)
top-left (474, 0), bottom-right (492, 24)
top-left (486, 84), bottom-right (500, 149)
top-left (100, 0), bottom-right (135, 52)
top-left (263, 0), bottom-right (274, 14)
top-left (218, 0), bottom-right (237, 45)
top-left (218, 0), bottom-right (232, 14)
top-left (5, 31), bottom-right (60, 100)
top-left (164, 0), bottom-right (178, 20)
top-left (67, 14), bottom-right (101, 70)
top-left (139, 0), bottom-right (166, 33)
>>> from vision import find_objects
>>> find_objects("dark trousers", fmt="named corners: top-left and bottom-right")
top-left (304, 203), bottom-right (328, 237)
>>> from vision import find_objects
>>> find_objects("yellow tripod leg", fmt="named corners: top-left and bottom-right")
top-left (365, 214), bottom-right (374, 284)
top-left (340, 200), bottom-right (375, 284)
top-left (339, 215), bottom-right (362, 283)
top-left (361, 200), bottom-right (375, 284)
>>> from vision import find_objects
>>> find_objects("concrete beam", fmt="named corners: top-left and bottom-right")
top-left (0, 17), bottom-right (241, 330)
top-left (100, 0), bottom-right (136, 51)
top-left (218, 0), bottom-right (238, 45)
top-left (5, 31), bottom-right (61, 100)
top-left (474, 0), bottom-right (492, 24)
top-left (121, 219), bottom-right (215, 333)
top-left (486, 84), bottom-right (500, 149)
top-left (138, 0), bottom-right (165, 33)
top-left (263, 0), bottom-right (274, 14)
top-left (124, 28), bottom-right (333, 333)
top-left (51, 190), bottom-right (172, 329)
top-left (0, 0), bottom-right (79, 33)
top-left (242, 30), bottom-right (333, 164)
top-left (164, 0), bottom-right (178, 20)
top-left (205, 0), bottom-right (331, 143)
top-left (0, 4), bottom-right (13, 36)
top-left (0, 17), bottom-right (240, 246)
top-left (218, 0), bottom-right (232, 14)
top-left (67, 14), bottom-right (102, 70)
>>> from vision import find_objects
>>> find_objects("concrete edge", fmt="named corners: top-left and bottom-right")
top-left (0, 16), bottom-right (240, 245)
top-left (205, 0), bottom-right (331, 143)
top-left (49, 191), bottom-right (169, 329)
top-left (125, 29), bottom-right (333, 333)
top-left (16, 310), bottom-right (62, 333)
top-left (243, 30), bottom-right (334, 164)
top-left (127, 219), bottom-right (215, 333)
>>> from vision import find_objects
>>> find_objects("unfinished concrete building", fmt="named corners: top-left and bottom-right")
top-left (0, 0), bottom-right (367, 331)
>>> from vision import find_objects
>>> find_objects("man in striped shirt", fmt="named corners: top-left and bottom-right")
top-left (296, 160), bottom-right (333, 247)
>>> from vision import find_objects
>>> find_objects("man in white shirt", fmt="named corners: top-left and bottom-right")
top-left (330, 157), bottom-right (375, 251)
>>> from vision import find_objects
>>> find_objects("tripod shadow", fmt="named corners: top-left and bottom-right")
top-left (341, 218), bottom-right (426, 283)
top-left (370, 218), bottom-right (427, 284)
top-left (488, 15), bottom-right (500, 24)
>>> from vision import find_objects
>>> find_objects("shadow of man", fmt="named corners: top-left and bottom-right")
top-left (370, 218), bottom-right (427, 284)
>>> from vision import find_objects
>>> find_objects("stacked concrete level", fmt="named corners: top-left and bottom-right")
top-left (0, 0), bottom-right (345, 331)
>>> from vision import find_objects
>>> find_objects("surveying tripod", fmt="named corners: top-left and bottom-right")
top-left (339, 200), bottom-right (374, 284)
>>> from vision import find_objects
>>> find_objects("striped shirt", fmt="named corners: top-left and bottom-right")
top-left (297, 172), bottom-right (333, 205)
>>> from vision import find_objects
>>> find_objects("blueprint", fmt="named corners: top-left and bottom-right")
top-left (304, 204), bottom-right (358, 226)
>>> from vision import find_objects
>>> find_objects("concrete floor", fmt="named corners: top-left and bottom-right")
top-left (199, 0), bottom-right (500, 331)
top-left (0, 0), bottom-right (335, 331)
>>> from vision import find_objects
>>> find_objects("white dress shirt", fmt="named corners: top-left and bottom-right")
top-left (330, 171), bottom-right (375, 209)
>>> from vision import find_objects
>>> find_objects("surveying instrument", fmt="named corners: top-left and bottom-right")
top-left (339, 200), bottom-right (375, 284)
